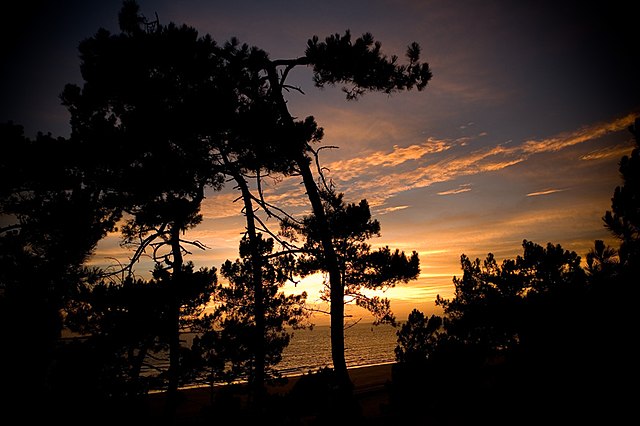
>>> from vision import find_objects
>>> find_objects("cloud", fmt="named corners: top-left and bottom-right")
top-left (526, 188), bottom-right (567, 197)
top-left (325, 112), bottom-right (635, 205)
top-left (521, 114), bottom-right (635, 154)
top-left (200, 192), bottom-right (245, 220)
top-left (193, 113), bottom-right (634, 230)
top-left (580, 144), bottom-right (635, 161)
top-left (437, 183), bottom-right (472, 196)
top-left (327, 137), bottom-right (453, 181)
top-left (374, 205), bottom-right (410, 215)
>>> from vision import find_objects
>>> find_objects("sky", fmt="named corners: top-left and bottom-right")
top-left (2, 0), bottom-right (638, 324)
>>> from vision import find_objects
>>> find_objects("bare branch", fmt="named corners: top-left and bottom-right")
top-left (121, 224), bottom-right (167, 273)
top-left (344, 317), bottom-right (363, 330)
top-left (309, 145), bottom-right (339, 193)
top-left (251, 173), bottom-right (302, 225)
top-left (252, 214), bottom-right (298, 251)
top-left (305, 306), bottom-right (331, 316)
top-left (262, 248), bottom-right (312, 260)
top-left (282, 84), bottom-right (306, 95)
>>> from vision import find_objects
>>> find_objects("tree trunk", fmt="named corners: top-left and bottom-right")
top-left (166, 223), bottom-right (183, 414)
top-left (234, 171), bottom-right (267, 402)
top-left (266, 61), bottom-right (351, 390)
top-left (295, 155), bottom-right (350, 389)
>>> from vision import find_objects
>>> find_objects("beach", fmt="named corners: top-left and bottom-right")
top-left (145, 363), bottom-right (395, 424)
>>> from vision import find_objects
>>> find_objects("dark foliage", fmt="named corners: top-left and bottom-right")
top-left (604, 117), bottom-right (640, 271)
top-left (191, 234), bottom-right (309, 388)
top-left (282, 189), bottom-right (420, 325)
top-left (306, 30), bottom-right (432, 100)
top-left (391, 119), bottom-right (640, 424)
top-left (0, 122), bottom-right (121, 417)
top-left (1, 0), bottom-right (432, 419)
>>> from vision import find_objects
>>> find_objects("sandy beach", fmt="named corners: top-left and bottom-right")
top-left (145, 363), bottom-right (395, 424)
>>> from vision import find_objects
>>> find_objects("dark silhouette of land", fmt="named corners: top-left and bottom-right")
top-left (143, 364), bottom-right (393, 425)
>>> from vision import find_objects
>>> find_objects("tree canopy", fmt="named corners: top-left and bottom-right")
top-left (392, 119), bottom-right (640, 425)
top-left (1, 1), bottom-right (430, 418)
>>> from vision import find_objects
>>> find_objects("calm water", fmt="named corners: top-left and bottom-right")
top-left (144, 322), bottom-right (398, 388)
top-left (277, 322), bottom-right (398, 376)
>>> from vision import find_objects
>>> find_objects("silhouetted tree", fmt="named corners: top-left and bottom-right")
top-left (261, 30), bottom-right (432, 390)
top-left (109, 4), bottom-right (432, 393)
top-left (283, 189), bottom-right (420, 327)
top-left (392, 240), bottom-right (617, 424)
top-left (585, 116), bottom-right (640, 422)
top-left (60, 2), bottom-right (316, 404)
top-left (604, 117), bottom-right (640, 271)
top-left (192, 235), bottom-right (308, 394)
top-left (0, 122), bottom-right (120, 414)
top-left (586, 239), bottom-right (619, 286)
top-left (394, 309), bottom-right (443, 364)
top-left (213, 108), bottom-right (309, 397)
top-left (435, 240), bottom-right (587, 358)
top-left (59, 2), bottom-right (230, 407)
top-left (63, 262), bottom-right (216, 393)
top-left (24, 0), bottom-right (430, 406)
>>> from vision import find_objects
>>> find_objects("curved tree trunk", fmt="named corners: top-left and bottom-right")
top-left (295, 155), bottom-right (350, 388)
top-left (165, 187), bottom-right (206, 414)
top-left (166, 223), bottom-right (183, 416)
top-left (233, 170), bottom-right (267, 402)
top-left (264, 61), bottom-right (352, 390)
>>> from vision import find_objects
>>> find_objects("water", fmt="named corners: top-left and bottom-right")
top-left (276, 322), bottom-right (398, 377)
top-left (143, 322), bottom-right (399, 389)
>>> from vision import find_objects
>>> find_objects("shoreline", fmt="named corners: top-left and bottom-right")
top-left (149, 360), bottom-right (396, 394)
top-left (146, 363), bottom-right (396, 422)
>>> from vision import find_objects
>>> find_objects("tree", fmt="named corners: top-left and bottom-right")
top-left (392, 241), bottom-right (600, 424)
top-left (260, 30), bottom-right (432, 390)
top-left (588, 116), bottom-right (640, 421)
top-left (0, 122), bottom-right (120, 412)
top-left (111, 4), bottom-right (432, 393)
top-left (64, 263), bottom-right (217, 389)
top-left (59, 2), bottom-right (230, 405)
top-left (585, 239), bottom-right (619, 286)
top-left (194, 234), bottom-right (308, 395)
top-left (45, 262), bottom-right (216, 423)
top-left (210, 83), bottom-right (314, 395)
top-left (395, 309), bottom-right (443, 364)
top-left (46, 0), bottom-right (431, 400)
top-left (283, 189), bottom-right (420, 326)
top-left (435, 240), bottom-right (586, 357)
top-left (604, 117), bottom-right (640, 272)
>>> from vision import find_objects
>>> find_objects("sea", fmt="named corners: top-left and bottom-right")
top-left (276, 322), bottom-right (398, 377)
top-left (141, 321), bottom-right (399, 389)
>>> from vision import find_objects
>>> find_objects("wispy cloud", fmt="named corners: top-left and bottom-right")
top-left (437, 183), bottom-right (472, 196)
top-left (374, 205), bottom-right (410, 215)
top-left (326, 113), bottom-right (635, 205)
top-left (521, 114), bottom-right (635, 154)
top-left (327, 137), bottom-right (453, 180)
top-left (200, 192), bottom-right (244, 220)
top-left (580, 144), bottom-right (634, 161)
top-left (526, 188), bottom-right (567, 197)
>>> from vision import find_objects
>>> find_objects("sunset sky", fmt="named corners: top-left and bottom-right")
top-left (2, 1), bottom-right (638, 324)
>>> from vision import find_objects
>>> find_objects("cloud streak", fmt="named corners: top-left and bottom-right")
top-left (374, 205), bottom-right (410, 215)
top-left (437, 183), bottom-right (472, 196)
top-left (580, 144), bottom-right (635, 161)
top-left (526, 188), bottom-right (567, 197)
top-left (325, 112), bottom-right (636, 207)
top-left (327, 137), bottom-right (453, 181)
